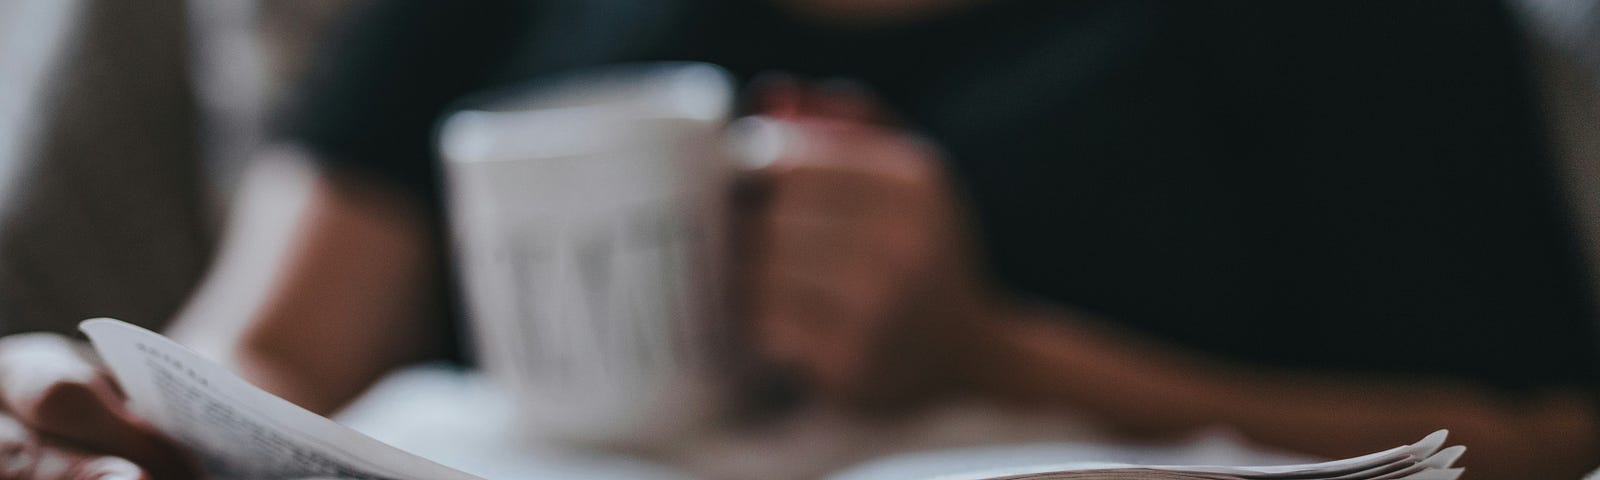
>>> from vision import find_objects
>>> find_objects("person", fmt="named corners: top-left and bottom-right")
top-left (2, 0), bottom-right (1598, 479)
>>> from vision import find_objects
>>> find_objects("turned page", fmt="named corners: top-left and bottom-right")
top-left (81, 318), bottom-right (482, 480)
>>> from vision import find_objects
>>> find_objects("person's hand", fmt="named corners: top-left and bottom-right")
top-left (738, 80), bottom-right (1009, 411)
top-left (0, 333), bottom-right (195, 479)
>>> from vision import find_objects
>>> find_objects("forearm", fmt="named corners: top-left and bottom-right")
top-left (981, 304), bottom-right (1600, 479)
top-left (168, 149), bottom-right (318, 353)
top-left (169, 149), bottom-right (441, 415)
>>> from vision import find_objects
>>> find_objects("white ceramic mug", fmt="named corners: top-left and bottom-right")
top-left (438, 63), bottom-right (737, 448)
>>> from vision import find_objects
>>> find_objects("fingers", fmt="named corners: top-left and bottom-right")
top-left (757, 121), bottom-right (950, 273)
top-left (0, 334), bottom-right (128, 437)
top-left (749, 73), bottom-right (806, 119)
top-left (736, 77), bottom-right (980, 407)
top-left (0, 335), bottom-right (193, 480)
top-left (749, 73), bottom-right (898, 125)
top-left (0, 411), bottom-right (147, 480)
top-left (813, 78), bottom-right (896, 125)
top-left (739, 118), bottom-right (956, 400)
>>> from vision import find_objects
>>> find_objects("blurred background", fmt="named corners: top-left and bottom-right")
top-left (1, 0), bottom-right (1595, 339)
top-left (0, 0), bottom-right (361, 335)
top-left (0, 1), bottom-right (1598, 478)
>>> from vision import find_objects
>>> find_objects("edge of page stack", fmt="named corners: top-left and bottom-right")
top-left (78, 318), bottom-right (1466, 480)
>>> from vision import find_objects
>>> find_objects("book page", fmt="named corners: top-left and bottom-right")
top-left (899, 431), bottom-right (1461, 480)
top-left (80, 318), bottom-right (483, 480)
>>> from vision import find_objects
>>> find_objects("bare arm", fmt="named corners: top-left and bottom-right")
top-left (0, 148), bottom-right (439, 479)
top-left (970, 304), bottom-right (1600, 480)
top-left (168, 148), bottom-right (442, 415)
top-left (744, 86), bottom-right (1600, 480)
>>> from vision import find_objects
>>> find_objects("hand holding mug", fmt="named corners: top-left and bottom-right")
top-left (739, 81), bottom-right (1009, 411)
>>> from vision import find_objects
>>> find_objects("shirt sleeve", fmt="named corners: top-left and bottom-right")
top-left (272, 0), bottom-right (529, 202)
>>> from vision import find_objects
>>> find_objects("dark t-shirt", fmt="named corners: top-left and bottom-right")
top-left (280, 0), bottom-right (1597, 390)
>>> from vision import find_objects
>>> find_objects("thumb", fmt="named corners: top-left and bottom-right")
top-left (0, 411), bottom-right (148, 480)
top-left (0, 334), bottom-right (194, 479)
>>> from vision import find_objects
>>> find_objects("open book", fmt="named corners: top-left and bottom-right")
top-left (80, 318), bottom-right (1465, 480)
